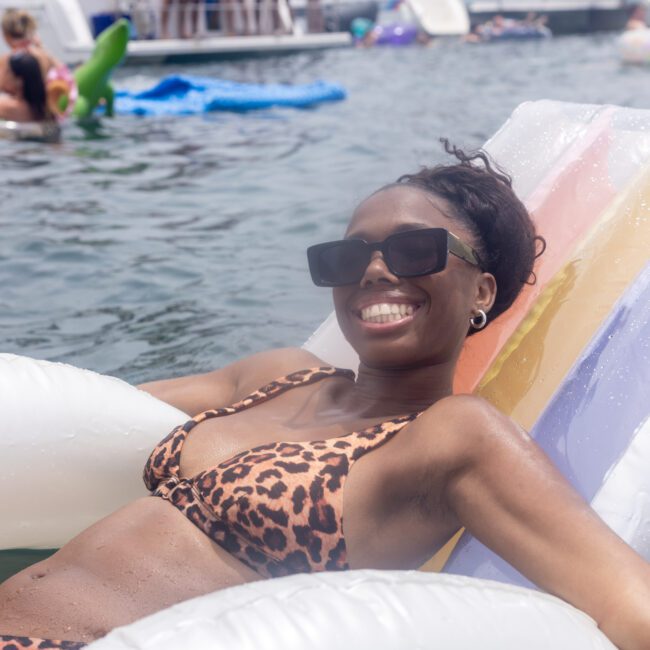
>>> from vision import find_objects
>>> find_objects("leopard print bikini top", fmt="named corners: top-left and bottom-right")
top-left (143, 367), bottom-right (420, 578)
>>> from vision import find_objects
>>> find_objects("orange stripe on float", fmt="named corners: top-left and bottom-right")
top-left (454, 115), bottom-right (618, 395)
top-left (477, 164), bottom-right (650, 429)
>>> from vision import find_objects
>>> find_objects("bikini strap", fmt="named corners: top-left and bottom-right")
top-left (348, 411), bottom-right (422, 462)
top-left (192, 366), bottom-right (355, 424)
top-left (145, 367), bottom-right (355, 485)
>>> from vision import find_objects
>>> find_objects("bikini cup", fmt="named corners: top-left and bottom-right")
top-left (144, 367), bottom-right (421, 578)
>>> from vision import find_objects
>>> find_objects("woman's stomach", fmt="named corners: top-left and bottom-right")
top-left (0, 497), bottom-right (261, 642)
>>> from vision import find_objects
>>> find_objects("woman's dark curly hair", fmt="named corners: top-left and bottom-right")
top-left (395, 139), bottom-right (545, 334)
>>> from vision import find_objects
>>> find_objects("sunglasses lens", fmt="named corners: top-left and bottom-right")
top-left (386, 230), bottom-right (444, 276)
top-left (316, 240), bottom-right (369, 286)
top-left (308, 229), bottom-right (450, 286)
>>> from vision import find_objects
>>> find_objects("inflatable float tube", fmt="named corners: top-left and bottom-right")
top-left (114, 75), bottom-right (346, 116)
top-left (0, 119), bottom-right (61, 143)
top-left (86, 571), bottom-right (614, 649)
top-left (620, 28), bottom-right (650, 64)
top-left (1, 100), bottom-right (650, 647)
top-left (351, 19), bottom-right (418, 46)
top-left (0, 354), bottom-right (187, 551)
top-left (373, 22), bottom-right (419, 45)
top-left (72, 18), bottom-right (129, 119)
top-left (37, 18), bottom-right (129, 123)
top-left (0, 351), bottom-right (628, 650)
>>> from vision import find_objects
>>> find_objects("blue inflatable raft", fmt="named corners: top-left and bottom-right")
top-left (115, 75), bottom-right (346, 115)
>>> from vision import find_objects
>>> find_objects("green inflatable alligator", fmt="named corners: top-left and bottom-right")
top-left (72, 18), bottom-right (129, 119)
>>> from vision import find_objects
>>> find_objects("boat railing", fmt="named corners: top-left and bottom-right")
top-left (110, 0), bottom-right (331, 39)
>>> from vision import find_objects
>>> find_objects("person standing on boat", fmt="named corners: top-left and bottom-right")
top-left (161, 0), bottom-right (201, 38)
top-left (306, 0), bottom-right (324, 32)
top-left (128, 0), bottom-right (157, 39)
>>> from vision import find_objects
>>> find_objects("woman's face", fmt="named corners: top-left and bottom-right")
top-left (332, 185), bottom-right (495, 370)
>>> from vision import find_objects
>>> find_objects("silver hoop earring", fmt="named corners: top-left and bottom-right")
top-left (470, 309), bottom-right (487, 330)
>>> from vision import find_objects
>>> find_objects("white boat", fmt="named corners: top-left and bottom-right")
top-left (0, 0), bottom-right (353, 66)
top-left (465, 0), bottom-right (633, 34)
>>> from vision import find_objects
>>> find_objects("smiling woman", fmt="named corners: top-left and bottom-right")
top-left (1, 143), bottom-right (650, 650)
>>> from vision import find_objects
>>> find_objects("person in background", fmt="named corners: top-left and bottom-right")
top-left (306, 0), bottom-right (324, 32)
top-left (128, 0), bottom-right (157, 39)
top-left (0, 50), bottom-right (53, 122)
top-left (626, 5), bottom-right (647, 30)
top-left (1, 7), bottom-right (39, 48)
top-left (2, 9), bottom-right (54, 71)
top-left (205, 0), bottom-right (222, 31)
top-left (524, 11), bottom-right (549, 28)
top-left (161, 0), bottom-right (201, 38)
top-left (1, 8), bottom-right (77, 119)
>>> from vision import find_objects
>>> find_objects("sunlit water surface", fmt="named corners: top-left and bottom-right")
top-left (1, 33), bottom-right (648, 382)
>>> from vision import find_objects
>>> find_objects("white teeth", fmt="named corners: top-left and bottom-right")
top-left (360, 303), bottom-right (418, 323)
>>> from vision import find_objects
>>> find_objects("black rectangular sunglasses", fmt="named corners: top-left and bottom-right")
top-left (307, 227), bottom-right (482, 287)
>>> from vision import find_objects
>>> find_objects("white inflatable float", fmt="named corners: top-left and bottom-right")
top-left (0, 354), bottom-right (187, 550)
top-left (0, 354), bottom-right (617, 650)
top-left (2, 99), bottom-right (650, 648)
top-left (87, 571), bottom-right (614, 650)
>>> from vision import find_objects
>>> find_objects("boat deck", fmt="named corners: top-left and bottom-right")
top-left (126, 31), bottom-right (352, 64)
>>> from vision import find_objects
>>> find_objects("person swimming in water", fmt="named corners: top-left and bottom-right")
top-left (626, 5), bottom-right (647, 31)
top-left (0, 143), bottom-right (649, 650)
top-left (1, 8), bottom-right (77, 119)
top-left (0, 50), bottom-right (52, 122)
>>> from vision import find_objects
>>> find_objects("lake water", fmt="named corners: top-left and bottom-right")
top-left (1, 32), bottom-right (648, 383)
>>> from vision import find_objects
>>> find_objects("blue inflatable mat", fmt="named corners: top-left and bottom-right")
top-left (115, 75), bottom-right (346, 115)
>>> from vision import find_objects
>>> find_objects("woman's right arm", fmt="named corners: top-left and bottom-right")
top-left (137, 347), bottom-right (326, 415)
top-left (426, 395), bottom-right (650, 650)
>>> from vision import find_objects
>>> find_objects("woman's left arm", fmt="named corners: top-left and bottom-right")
top-left (431, 395), bottom-right (650, 650)
top-left (0, 95), bottom-right (23, 121)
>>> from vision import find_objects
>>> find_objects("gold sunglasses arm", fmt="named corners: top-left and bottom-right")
top-left (447, 231), bottom-right (482, 268)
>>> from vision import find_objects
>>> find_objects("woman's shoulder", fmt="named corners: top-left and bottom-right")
top-left (138, 347), bottom-right (334, 415)
top-left (27, 43), bottom-right (59, 71)
top-left (229, 347), bottom-right (339, 397)
top-left (413, 393), bottom-right (532, 467)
